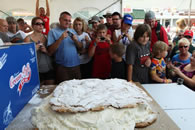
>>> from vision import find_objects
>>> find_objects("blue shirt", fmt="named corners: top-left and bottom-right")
top-left (47, 27), bottom-right (80, 67)
top-left (172, 53), bottom-right (191, 67)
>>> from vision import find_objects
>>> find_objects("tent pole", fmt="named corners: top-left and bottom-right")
top-left (188, 0), bottom-right (192, 29)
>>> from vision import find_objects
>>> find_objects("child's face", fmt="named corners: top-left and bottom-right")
top-left (160, 50), bottom-right (168, 58)
top-left (74, 21), bottom-right (83, 32)
top-left (138, 32), bottom-right (150, 45)
top-left (97, 29), bottom-right (107, 38)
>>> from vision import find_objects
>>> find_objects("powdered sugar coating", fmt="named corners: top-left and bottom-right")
top-left (50, 79), bottom-right (152, 112)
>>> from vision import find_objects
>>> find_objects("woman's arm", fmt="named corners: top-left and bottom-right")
top-left (174, 67), bottom-right (195, 87)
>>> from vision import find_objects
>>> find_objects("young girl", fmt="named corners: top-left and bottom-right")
top-left (126, 24), bottom-right (151, 83)
top-left (88, 24), bottom-right (112, 79)
top-left (73, 17), bottom-right (91, 79)
top-left (150, 41), bottom-right (172, 83)
top-left (24, 17), bottom-right (55, 85)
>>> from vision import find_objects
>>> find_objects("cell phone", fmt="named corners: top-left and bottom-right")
top-left (67, 31), bottom-right (73, 37)
top-left (100, 37), bottom-right (105, 41)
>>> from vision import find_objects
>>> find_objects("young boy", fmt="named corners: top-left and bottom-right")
top-left (88, 24), bottom-right (112, 79)
top-left (109, 43), bottom-right (126, 79)
top-left (150, 41), bottom-right (172, 83)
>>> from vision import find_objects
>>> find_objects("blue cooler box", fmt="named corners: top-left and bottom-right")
top-left (0, 43), bottom-right (40, 130)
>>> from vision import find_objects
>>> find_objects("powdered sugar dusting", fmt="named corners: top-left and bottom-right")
top-left (50, 79), bottom-right (152, 112)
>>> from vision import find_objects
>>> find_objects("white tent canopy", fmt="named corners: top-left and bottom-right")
top-left (0, 0), bottom-right (193, 23)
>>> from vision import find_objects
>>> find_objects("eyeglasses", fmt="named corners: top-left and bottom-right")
top-left (34, 22), bottom-right (45, 26)
top-left (179, 45), bottom-right (188, 49)
top-left (62, 19), bottom-right (71, 22)
top-left (184, 36), bottom-right (192, 39)
top-left (112, 18), bottom-right (120, 21)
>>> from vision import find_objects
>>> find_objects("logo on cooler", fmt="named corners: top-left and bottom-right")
top-left (0, 53), bottom-right (7, 70)
top-left (3, 101), bottom-right (13, 125)
top-left (9, 63), bottom-right (31, 95)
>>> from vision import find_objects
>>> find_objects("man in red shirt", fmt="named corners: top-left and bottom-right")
top-left (36, 0), bottom-right (50, 35)
top-left (144, 11), bottom-right (168, 51)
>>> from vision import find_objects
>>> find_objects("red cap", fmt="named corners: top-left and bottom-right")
top-left (184, 30), bottom-right (193, 38)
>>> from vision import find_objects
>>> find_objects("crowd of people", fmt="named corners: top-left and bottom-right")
top-left (0, 0), bottom-right (194, 90)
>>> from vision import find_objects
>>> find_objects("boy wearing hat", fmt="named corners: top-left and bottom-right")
top-left (144, 10), bottom-right (168, 51)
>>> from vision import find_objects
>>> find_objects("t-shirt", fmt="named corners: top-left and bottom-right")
top-left (47, 27), bottom-right (80, 67)
top-left (126, 40), bottom-right (150, 83)
top-left (0, 32), bottom-right (10, 42)
top-left (150, 58), bottom-right (166, 79)
top-left (40, 15), bottom-right (50, 35)
top-left (111, 59), bottom-right (126, 79)
top-left (180, 64), bottom-right (195, 79)
top-left (115, 29), bottom-right (133, 59)
top-left (89, 40), bottom-right (111, 78)
top-left (78, 32), bottom-right (91, 64)
top-left (172, 53), bottom-right (191, 67)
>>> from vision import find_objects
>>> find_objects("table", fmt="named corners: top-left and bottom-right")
top-left (7, 84), bottom-right (180, 130)
top-left (142, 83), bottom-right (195, 130)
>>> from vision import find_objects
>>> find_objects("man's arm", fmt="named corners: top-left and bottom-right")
top-left (35, 0), bottom-right (39, 17)
top-left (160, 26), bottom-right (169, 45)
top-left (46, 0), bottom-right (50, 17)
top-left (48, 31), bottom-right (68, 55)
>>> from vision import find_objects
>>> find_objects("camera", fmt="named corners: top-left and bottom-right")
top-left (100, 37), bottom-right (105, 41)
top-left (177, 78), bottom-right (184, 85)
top-left (67, 31), bottom-right (73, 37)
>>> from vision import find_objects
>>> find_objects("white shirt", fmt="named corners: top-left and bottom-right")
top-left (78, 32), bottom-right (91, 64)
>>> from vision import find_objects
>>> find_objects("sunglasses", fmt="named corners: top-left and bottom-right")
top-left (184, 36), bottom-right (192, 39)
top-left (34, 22), bottom-right (45, 26)
top-left (179, 45), bottom-right (188, 49)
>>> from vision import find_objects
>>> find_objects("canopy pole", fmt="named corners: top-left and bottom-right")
top-left (188, 0), bottom-right (192, 29)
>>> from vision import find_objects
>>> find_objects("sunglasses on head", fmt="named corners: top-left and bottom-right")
top-left (34, 22), bottom-right (44, 26)
top-left (184, 36), bottom-right (192, 39)
top-left (179, 45), bottom-right (188, 49)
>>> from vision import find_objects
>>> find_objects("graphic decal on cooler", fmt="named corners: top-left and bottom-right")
top-left (29, 47), bottom-right (35, 56)
top-left (0, 53), bottom-right (7, 70)
top-left (9, 63), bottom-right (31, 95)
top-left (3, 101), bottom-right (13, 125)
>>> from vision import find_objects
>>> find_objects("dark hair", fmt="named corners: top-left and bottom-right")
top-left (112, 12), bottom-right (122, 19)
top-left (17, 18), bottom-right (24, 23)
top-left (60, 11), bottom-right (71, 17)
top-left (110, 43), bottom-right (125, 57)
top-left (134, 24), bottom-right (151, 41)
top-left (97, 24), bottom-right (107, 32)
top-left (31, 17), bottom-right (43, 26)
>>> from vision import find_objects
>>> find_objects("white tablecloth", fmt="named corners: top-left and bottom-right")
top-left (142, 83), bottom-right (195, 130)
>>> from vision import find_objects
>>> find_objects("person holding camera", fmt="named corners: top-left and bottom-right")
top-left (113, 14), bottom-right (134, 59)
top-left (47, 11), bottom-right (82, 84)
top-left (24, 17), bottom-right (55, 85)
top-left (88, 24), bottom-right (112, 79)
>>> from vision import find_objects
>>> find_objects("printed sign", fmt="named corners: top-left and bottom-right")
top-left (0, 43), bottom-right (40, 129)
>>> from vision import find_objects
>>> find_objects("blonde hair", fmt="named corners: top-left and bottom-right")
top-left (176, 19), bottom-right (187, 30)
top-left (178, 38), bottom-right (190, 46)
top-left (152, 41), bottom-right (168, 57)
top-left (73, 17), bottom-right (87, 32)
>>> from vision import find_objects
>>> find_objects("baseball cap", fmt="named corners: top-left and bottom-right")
top-left (184, 30), bottom-right (193, 38)
top-left (145, 11), bottom-right (156, 20)
top-left (91, 16), bottom-right (100, 23)
top-left (123, 14), bottom-right (133, 25)
top-left (103, 12), bottom-right (112, 18)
